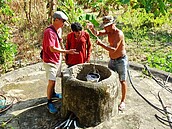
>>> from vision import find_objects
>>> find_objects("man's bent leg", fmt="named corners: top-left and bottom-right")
top-left (44, 63), bottom-right (58, 113)
top-left (47, 80), bottom-right (58, 113)
top-left (47, 80), bottom-right (56, 100)
top-left (118, 80), bottom-right (127, 111)
top-left (120, 80), bottom-right (127, 103)
top-left (116, 56), bottom-right (128, 110)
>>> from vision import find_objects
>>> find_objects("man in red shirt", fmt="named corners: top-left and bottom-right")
top-left (42, 11), bottom-right (78, 114)
top-left (65, 22), bottom-right (92, 67)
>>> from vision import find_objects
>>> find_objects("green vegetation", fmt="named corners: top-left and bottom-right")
top-left (0, 0), bottom-right (171, 73)
top-left (116, 7), bottom-right (172, 72)
top-left (0, 0), bottom-right (17, 72)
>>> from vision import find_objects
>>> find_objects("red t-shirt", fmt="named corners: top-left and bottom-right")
top-left (42, 25), bottom-right (61, 64)
top-left (65, 31), bottom-right (92, 65)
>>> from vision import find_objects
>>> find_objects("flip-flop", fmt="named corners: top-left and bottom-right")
top-left (118, 102), bottom-right (125, 111)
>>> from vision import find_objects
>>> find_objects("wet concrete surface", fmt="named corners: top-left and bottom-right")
top-left (0, 61), bottom-right (172, 129)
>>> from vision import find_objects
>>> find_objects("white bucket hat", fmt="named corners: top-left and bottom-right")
top-left (100, 16), bottom-right (117, 28)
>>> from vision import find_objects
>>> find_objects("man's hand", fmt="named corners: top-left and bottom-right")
top-left (67, 49), bottom-right (79, 54)
top-left (86, 23), bottom-right (94, 30)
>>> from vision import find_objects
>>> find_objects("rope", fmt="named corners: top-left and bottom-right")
top-left (0, 94), bottom-right (15, 128)
top-left (0, 94), bottom-right (6, 110)
top-left (0, 95), bottom-right (14, 114)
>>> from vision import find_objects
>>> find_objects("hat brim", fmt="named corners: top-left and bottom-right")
top-left (100, 21), bottom-right (115, 28)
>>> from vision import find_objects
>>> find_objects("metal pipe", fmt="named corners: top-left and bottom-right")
top-left (62, 113), bottom-right (73, 128)
top-left (55, 119), bottom-right (67, 129)
top-left (67, 119), bottom-right (73, 129)
top-left (74, 120), bottom-right (79, 129)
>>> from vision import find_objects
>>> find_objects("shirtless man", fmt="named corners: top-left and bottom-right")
top-left (87, 16), bottom-right (128, 111)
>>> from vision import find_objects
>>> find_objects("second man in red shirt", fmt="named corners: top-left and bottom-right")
top-left (65, 22), bottom-right (92, 67)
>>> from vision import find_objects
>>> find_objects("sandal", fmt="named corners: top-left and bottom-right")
top-left (118, 102), bottom-right (125, 111)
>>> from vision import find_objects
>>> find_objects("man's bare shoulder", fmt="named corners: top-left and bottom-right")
top-left (117, 29), bottom-right (123, 34)
top-left (117, 29), bottom-right (124, 38)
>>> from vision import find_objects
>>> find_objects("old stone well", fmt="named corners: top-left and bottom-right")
top-left (61, 63), bottom-right (119, 127)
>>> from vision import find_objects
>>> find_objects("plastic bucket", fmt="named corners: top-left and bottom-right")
top-left (86, 72), bottom-right (100, 82)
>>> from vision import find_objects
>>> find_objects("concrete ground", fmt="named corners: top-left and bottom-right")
top-left (0, 61), bottom-right (172, 129)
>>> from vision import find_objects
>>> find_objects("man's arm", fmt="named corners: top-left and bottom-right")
top-left (49, 46), bottom-right (78, 54)
top-left (96, 38), bottom-right (117, 52)
top-left (87, 23), bottom-right (106, 36)
top-left (96, 32), bottom-right (123, 53)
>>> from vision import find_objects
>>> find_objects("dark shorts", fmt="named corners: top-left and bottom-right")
top-left (108, 55), bottom-right (128, 81)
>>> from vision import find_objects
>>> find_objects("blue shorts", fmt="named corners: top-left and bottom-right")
top-left (108, 55), bottom-right (128, 81)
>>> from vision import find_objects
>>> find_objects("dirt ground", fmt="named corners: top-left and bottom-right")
top-left (0, 61), bottom-right (172, 129)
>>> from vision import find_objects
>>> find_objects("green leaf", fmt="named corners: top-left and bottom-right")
top-left (119, 0), bottom-right (130, 4)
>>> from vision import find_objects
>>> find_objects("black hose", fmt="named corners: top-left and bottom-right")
top-left (157, 92), bottom-right (172, 128)
top-left (127, 69), bottom-right (172, 115)
top-left (155, 114), bottom-right (172, 126)
top-left (144, 65), bottom-right (172, 94)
